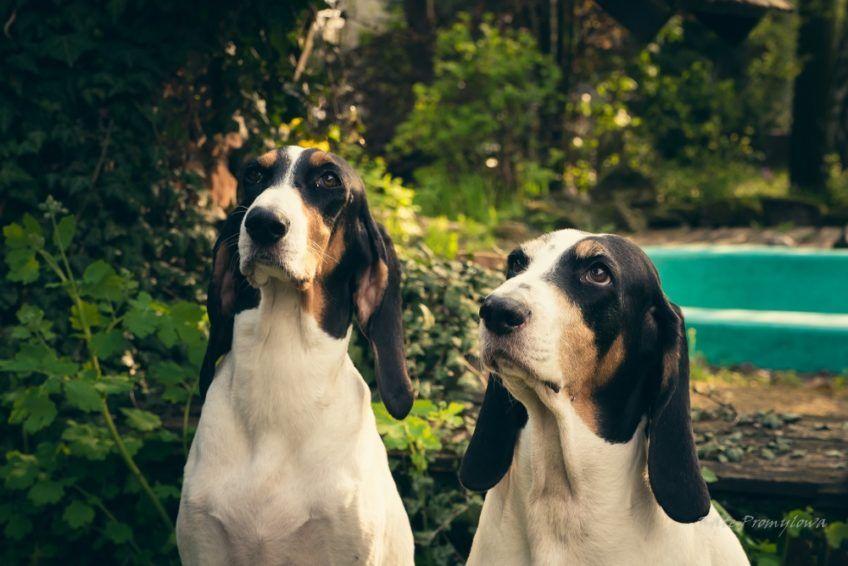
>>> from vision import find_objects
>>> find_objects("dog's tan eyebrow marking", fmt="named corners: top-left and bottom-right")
top-left (574, 239), bottom-right (606, 259)
top-left (308, 150), bottom-right (333, 167)
top-left (257, 150), bottom-right (279, 167)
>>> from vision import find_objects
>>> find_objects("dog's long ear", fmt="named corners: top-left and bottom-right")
top-left (353, 199), bottom-right (414, 420)
top-left (647, 301), bottom-right (710, 523)
top-left (460, 375), bottom-right (528, 491)
top-left (199, 210), bottom-right (258, 402)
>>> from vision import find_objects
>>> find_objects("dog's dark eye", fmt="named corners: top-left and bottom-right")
top-left (244, 167), bottom-right (263, 184)
top-left (584, 263), bottom-right (611, 286)
top-left (317, 172), bottom-right (342, 189)
top-left (506, 250), bottom-right (529, 278)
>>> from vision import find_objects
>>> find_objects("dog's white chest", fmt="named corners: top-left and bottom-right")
top-left (177, 350), bottom-right (395, 565)
top-left (202, 445), bottom-right (374, 563)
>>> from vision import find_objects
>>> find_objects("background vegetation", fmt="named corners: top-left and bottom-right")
top-left (1, 0), bottom-right (846, 564)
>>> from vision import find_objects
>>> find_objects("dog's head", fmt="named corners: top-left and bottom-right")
top-left (460, 229), bottom-right (710, 523)
top-left (200, 146), bottom-right (413, 419)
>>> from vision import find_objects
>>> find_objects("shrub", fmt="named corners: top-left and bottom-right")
top-left (2, 199), bottom-right (502, 564)
top-left (389, 14), bottom-right (561, 218)
top-left (1, 200), bottom-right (203, 563)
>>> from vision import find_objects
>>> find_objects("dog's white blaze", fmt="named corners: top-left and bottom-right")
top-left (479, 229), bottom-right (588, 388)
top-left (238, 146), bottom-right (311, 283)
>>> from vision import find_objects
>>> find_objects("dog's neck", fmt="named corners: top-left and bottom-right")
top-left (509, 385), bottom-right (660, 532)
top-left (229, 278), bottom-right (365, 441)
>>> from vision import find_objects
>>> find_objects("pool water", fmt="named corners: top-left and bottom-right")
top-left (645, 246), bottom-right (848, 373)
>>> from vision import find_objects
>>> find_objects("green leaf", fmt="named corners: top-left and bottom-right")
top-left (120, 408), bottom-right (161, 432)
top-left (104, 520), bottom-right (133, 544)
top-left (0, 343), bottom-right (78, 376)
top-left (701, 466), bottom-right (718, 484)
top-left (82, 260), bottom-right (131, 302)
top-left (70, 300), bottom-right (102, 330)
top-left (65, 380), bottom-right (102, 412)
top-left (3, 452), bottom-right (39, 490)
top-left (124, 292), bottom-right (159, 338)
top-left (28, 479), bottom-right (64, 506)
top-left (4, 515), bottom-right (32, 541)
top-left (63, 499), bottom-right (95, 529)
top-left (15, 304), bottom-right (54, 340)
top-left (825, 521), bottom-right (848, 549)
top-left (53, 215), bottom-right (76, 250)
top-left (62, 422), bottom-right (114, 460)
top-left (91, 330), bottom-right (128, 359)
top-left (4, 247), bottom-right (39, 282)
top-left (10, 389), bottom-right (58, 433)
top-left (21, 213), bottom-right (44, 241)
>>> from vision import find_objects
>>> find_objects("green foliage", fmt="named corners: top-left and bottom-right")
top-left (0, 0), bottom-right (315, 320)
top-left (632, 18), bottom-right (758, 164)
top-left (565, 72), bottom-right (654, 193)
top-left (374, 398), bottom-right (481, 565)
top-left (1, 205), bottom-right (205, 563)
top-left (390, 14), bottom-right (560, 218)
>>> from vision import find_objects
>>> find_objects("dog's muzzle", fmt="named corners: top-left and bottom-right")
top-left (245, 207), bottom-right (289, 247)
top-left (479, 295), bottom-right (531, 336)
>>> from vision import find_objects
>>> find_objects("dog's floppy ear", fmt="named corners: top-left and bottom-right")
top-left (647, 301), bottom-right (710, 523)
top-left (460, 375), bottom-right (528, 491)
top-left (198, 209), bottom-right (258, 402)
top-left (353, 199), bottom-right (414, 420)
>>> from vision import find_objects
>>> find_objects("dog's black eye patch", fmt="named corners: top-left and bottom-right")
top-left (506, 249), bottom-right (529, 278)
top-left (303, 166), bottom-right (348, 221)
top-left (243, 165), bottom-right (264, 185)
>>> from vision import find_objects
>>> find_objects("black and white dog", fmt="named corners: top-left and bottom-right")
top-left (177, 146), bottom-right (415, 565)
top-left (461, 229), bottom-right (748, 565)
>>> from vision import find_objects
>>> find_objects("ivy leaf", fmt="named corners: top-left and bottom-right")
top-left (91, 330), bottom-right (128, 359)
top-left (65, 380), bottom-right (102, 412)
top-left (701, 466), bottom-right (718, 484)
top-left (28, 479), bottom-right (65, 506)
top-left (53, 215), bottom-right (76, 251)
top-left (120, 408), bottom-right (161, 432)
top-left (63, 499), bottom-right (95, 529)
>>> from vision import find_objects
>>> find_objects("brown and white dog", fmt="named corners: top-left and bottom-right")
top-left (460, 229), bottom-right (748, 565)
top-left (177, 146), bottom-right (415, 565)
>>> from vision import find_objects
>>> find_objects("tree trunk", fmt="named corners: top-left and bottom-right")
top-left (789, 0), bottom-right (836, 197)
top-left (831, 5), bottom-right (848, 170)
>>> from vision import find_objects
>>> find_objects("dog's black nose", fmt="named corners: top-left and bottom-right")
top-left (480, 296), bottom-right (531, 335)
top-left (245, 208), bottom-right (289, 246)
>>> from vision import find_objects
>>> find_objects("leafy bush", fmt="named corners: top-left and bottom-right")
top-left (1, 200), bottom-right (203, 563)
top-left (1, 194), bottom-right (502, 563)
top-left (0, 0), bottom-right (314, 323)
top-left (389, 14), bottom-right (561, 218)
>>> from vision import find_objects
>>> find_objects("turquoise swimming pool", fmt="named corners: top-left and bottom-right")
top-left (645, 246), bottom-right (848, 373)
